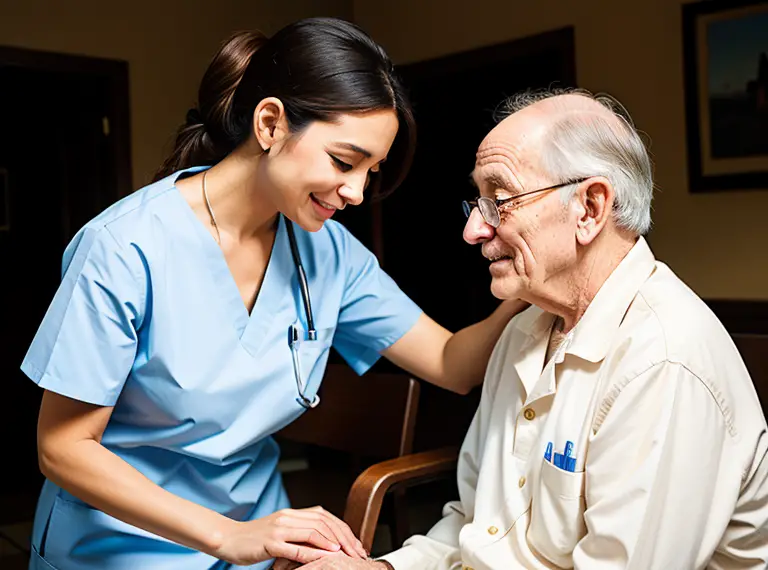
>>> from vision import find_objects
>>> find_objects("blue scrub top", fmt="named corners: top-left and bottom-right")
top-left (22, 166), bottom-right (422, 570)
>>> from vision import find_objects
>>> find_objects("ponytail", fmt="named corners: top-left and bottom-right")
top-left (153, 31), bottom-right (266, 182)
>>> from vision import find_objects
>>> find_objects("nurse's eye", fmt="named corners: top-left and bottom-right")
top-left (329, 154), bottom-right (353, 172)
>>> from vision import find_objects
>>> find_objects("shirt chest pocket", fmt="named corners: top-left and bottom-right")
top-left (528, 458), bottom-right (587, 568)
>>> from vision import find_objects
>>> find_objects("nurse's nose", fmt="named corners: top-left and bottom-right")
top-left (463, 207), bottom-right (496, 244)
top-left (338, 179), bottom-right (364, 207)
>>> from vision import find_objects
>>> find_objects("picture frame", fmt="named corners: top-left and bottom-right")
top-left (682, 0), bottom-right (768, 192)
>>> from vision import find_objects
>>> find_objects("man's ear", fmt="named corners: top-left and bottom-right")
top-left (574, 177), bottom-right (614, 246)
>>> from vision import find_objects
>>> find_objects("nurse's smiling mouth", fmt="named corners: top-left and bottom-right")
top-left (310, 194), bottom-right (337, 220)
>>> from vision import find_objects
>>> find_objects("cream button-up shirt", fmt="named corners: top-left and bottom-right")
top-left (381, 238), bottom-right (768, 570)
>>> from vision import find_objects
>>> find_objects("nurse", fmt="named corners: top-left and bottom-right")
top-left (23, 17), bottom-right (525, 570)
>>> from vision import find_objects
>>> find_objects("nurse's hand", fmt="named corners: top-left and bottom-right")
top-left (216, 506), bottom-right (368, 565)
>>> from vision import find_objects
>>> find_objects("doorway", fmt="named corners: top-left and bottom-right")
top-left (0, 45), bottom-right (131, 522)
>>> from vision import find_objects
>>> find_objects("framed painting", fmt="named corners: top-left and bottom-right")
top-left (682, 0), bottom-right (768, 192)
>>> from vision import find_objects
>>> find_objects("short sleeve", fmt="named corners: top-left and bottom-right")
top-left (21, 226), bottom-right (145, 406)
top-left (332, 229), bottom-right (422, 375)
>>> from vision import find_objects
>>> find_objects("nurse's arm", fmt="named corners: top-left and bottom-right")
top-left (381, 298), bottom-right (527, 394)
top-left (36, 390), bottom-right (367, 565)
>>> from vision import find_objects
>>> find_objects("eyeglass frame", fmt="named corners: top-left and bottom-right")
top-left (462, 177), bottom-right (591, 228)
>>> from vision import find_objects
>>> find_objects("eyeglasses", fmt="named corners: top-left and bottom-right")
top-left (462, 178), bottom-right (590, 228)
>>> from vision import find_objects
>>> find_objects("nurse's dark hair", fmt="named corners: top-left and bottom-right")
top-left (153, 17), bottom-right (416, 197)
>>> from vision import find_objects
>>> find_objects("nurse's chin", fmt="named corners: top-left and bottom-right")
top-left (284, 210), bottom-right (325, 233)
top-left (299, 216), bottom-right (328, 233)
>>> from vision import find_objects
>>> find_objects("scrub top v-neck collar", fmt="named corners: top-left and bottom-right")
top-left (172, 170), bottom-right (295, 357)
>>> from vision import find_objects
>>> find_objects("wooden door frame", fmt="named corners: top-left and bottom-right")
top-left (0, 44), bottom-right (132, 200)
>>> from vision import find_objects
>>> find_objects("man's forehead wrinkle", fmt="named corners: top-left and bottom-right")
top-left (475, 141), bottom-right (534, 192)
top-left (476, 142), bottom-right (522, 173)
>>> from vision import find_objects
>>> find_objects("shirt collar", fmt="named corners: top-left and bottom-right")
top-left (564, 237), bottom-right (657, 362)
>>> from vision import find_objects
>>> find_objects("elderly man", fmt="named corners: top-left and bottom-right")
top-left (277, 89), bottom-right (768, 569)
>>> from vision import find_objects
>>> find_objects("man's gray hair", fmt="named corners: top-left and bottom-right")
top-left (495, 88), bottom-right (654, 235)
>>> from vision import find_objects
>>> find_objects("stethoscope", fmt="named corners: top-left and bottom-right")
top-left (285, 219), bottom-right (321, 409)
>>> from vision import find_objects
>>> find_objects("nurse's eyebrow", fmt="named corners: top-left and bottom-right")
top-left (334, 142), bottom-right (372, 159)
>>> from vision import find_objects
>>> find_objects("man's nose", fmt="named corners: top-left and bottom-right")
top-left (463, 208), bottom-right (495, 244)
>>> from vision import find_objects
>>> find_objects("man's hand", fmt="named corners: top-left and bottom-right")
top-left (272, 553), bottom-right (392, 569)
top-left (272, 560), bottom-right (302, 570)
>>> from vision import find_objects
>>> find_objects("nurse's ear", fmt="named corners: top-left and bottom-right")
top-left (253, 97), bottom-right (289, 153)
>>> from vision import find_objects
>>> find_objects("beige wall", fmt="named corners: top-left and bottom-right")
top-left (355, 0), bottom-right (768, 300)
top-left (0, 0), bottom-right (353, 188)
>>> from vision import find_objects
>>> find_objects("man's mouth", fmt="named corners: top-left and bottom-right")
top-left (486, 252), bottom-right (514, 263)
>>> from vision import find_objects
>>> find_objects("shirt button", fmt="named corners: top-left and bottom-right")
top-left (487, 525), bottom-right (499, 535)
top-left (523, 408), bottom-right (536, 421)
top-left (519, 476), bottom-right (526, 488)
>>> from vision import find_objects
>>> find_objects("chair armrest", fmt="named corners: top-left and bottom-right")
top-left (343, 447), bottom-right (459, 552)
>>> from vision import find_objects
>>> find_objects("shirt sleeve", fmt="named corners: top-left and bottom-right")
top-left (20, 226), bottom-right (145, 406)
top-left (331, 228), bottom-right (422, 375)
top-left (573, 361), bottom-right (739, 570)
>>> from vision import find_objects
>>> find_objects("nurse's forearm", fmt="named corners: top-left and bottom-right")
top-left (38, 391), bottom-right (365, 565)
top-left (442, 298), bottom-right (528, 391)
top-left (40, 436), bottom-right (235, 556)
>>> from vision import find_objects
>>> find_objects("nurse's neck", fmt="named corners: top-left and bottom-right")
top-left (187, 143), bottom-right (278, 243)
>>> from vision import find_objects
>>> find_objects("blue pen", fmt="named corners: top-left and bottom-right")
top-left (554, 452), bottom-right (564, 468)
top-left (564, 440), bottom-right (575, 472)
top-left (544, 442), bottom-right (553, 462)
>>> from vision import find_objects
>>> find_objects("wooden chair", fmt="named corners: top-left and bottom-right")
top-left (276, 362), bottom-right (421, 551)
top-left (344, 333), bottom-right (768, 553)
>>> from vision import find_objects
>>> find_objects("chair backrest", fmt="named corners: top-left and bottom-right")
top-left (732, 334), bottom-right (768, 415)
top-left (277, 363), bottom-right (420, 459)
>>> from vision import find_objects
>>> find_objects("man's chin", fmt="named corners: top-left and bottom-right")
top-left (489, 277), bottom-right (522, 301)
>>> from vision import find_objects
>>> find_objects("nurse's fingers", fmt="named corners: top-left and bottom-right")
top-left (265, 536), bottom-right (336, 565)
top-left (302, 506), bottom-right (367, 559)
top-left (275, 509), bottom-right (343, 552)
top-left (280, 507), bottom-right (364, 559)
top-left (272, 518), bottom-right (341, 552)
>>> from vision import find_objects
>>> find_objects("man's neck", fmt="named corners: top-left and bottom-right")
top-left (528, 231), bottom-right (637, 333)
top-left (546, 316), bottom-right (569, 364)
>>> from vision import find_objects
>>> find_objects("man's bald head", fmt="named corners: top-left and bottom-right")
top-left (482, 89), bottom-right (654, 235)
